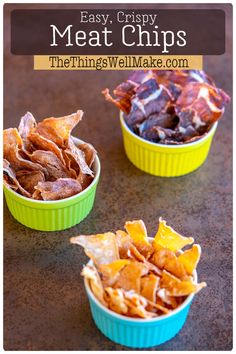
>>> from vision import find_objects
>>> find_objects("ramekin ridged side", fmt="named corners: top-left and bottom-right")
top-left (86, 288), bottom-right (192, 348)
top-left (3, 137), bottom-right (100, 231)
top-left (4, 177), bottom-right (99, 231)
top-left (120, 113), bottom-right (217, 177)
top-left (84, 254), bottom-right (197, 348)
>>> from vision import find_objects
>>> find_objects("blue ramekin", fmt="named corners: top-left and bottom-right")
top-left (84, 258), bottom-right (197, 348)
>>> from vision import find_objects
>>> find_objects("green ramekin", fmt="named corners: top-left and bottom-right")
top-left (3, 137), bottom-right (100, 231)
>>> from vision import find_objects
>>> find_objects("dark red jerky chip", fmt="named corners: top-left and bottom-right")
top-left (103, 70), bottom-right (230, 144)
top-left (138, 113), bottom-right (179, 142)
top-left (126, 80), bottom-right (173, 130)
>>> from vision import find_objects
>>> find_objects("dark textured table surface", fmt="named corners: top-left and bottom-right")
top-left (4, 3), bottom-right (232, 351)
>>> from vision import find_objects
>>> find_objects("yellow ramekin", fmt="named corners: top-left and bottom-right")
top-left (120, 112), bottom-right (218, 177)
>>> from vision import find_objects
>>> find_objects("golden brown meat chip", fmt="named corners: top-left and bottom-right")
top-left (76, 218), bottom-right (207, 318)
top-left (153, 217), bottom-right (194, 252)
top-left (34, 178), bottom-right (82, 201)
top-left (178, 244), bottom-right (201, 275)
top-left (99, 260), bottom-right (130, 287)
top-left (151, 248), bottom-right (187, 279)
top-left (114, 261), bottom-right (148, 293)
top-left (3, 128), bottom-right (23, 152)
top-left (115, 230), bottom-right (134, 259)
top-left (125, 220), bottom-right (153, 257)
top-left (160, 270), bottom-right (207, 297)
top-left (140, 274), bottom-right (160, 302)
top-left (70, 233), bottom-right (119, 266)
top-left (35, 110), bottom-right (83, 148)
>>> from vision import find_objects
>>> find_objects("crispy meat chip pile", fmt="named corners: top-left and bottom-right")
top-left (71, 218), bottom-right (206, 319)
top-left (3, 111), bottom-right (97, 200)
top-left (102, 70), bottom-right (230, 144)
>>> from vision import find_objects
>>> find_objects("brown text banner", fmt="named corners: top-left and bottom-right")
top-left (12, 9), bottom-right (225, 55)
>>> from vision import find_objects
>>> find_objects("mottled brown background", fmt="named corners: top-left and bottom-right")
top-left (4, 3), bottom-right (232, 351)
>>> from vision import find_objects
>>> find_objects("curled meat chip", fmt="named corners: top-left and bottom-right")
top-left (36, 110), bottom-right (83, 148)
top-left (5, 146), bottom-right (47, 174)
top-left (140, 274), bottom-right (160, 302)
top-left (78, 142), bottom-right (97, 168)
top-left (178, 244), bottom-right (201, 275)
top-left (151, 249), bottom-right (187, 279)
top-left (124, 220), bottom-right (153, 256)
top-left (18, 112), bottom-right (37, 151)
top-left (104, 288), bottom-right (129, 315)
top-left (77, 171), bottom-right (93, 190)
top-left (82, 265), bottom-right (107, 307)
top-left (102, 88), bottom-right (131, 114)
top-left (61, 150), bottom-right (77, 177)
top-left (18, 112), bottom-right (36, 137)
top-left (161, 270), bottom-right (207, 297)
top-left (3, 128), bottom-right (23, 152)
top-left (99, 260), bottom-right (130, 287)
top-left (34, 178), bottom-right (82, 201)
top-left (3, 159), bottom-right (31, 197)
top-left (156, 70), bottom-right (215, 98)
top-left (102, 71), bottom-right (156, 113)
top-left (114, 261), bottom-right (148, 293)
top-left (73, 218), bottom-right (207, 318)
top-left (31, 189), bottom-right (42, 200)
top-left (176, 82), bottom-right (230, 127)
top-left (16, 170), bottom-right (45, 194)
top-left (103, 69), bottom-right (230, 144)
top-left (4, 128), bottom-right (47, 174)
top-left (28, 132), bottom-right (66, 165)
top-left (30, 150), bottom-right (75, 180)
top-left (65, 138), bottom-right (93, 176)
top-left (153, 217), bottom-right (194, 252)
top-left (128, 70), bottom-right (156, 84)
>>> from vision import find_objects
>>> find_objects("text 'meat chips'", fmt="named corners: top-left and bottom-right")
top-left (71, 218), bottom-right (206, 319)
